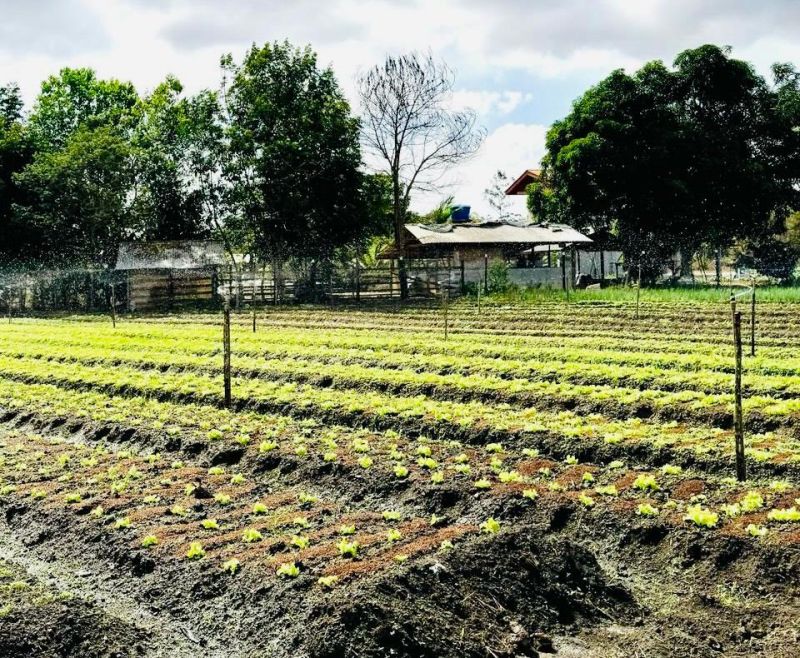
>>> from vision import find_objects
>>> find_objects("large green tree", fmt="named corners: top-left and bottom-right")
top-left (529, 45), bottom-right (800, 282)
top-left (222, 41), bottom-right (367, 262)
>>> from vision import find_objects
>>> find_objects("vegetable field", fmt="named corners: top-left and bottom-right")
top-left (0, 300), bottom-right (799, 658)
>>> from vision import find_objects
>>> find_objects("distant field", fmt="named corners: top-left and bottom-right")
top-left (0, 300), bottom-right (798, 657)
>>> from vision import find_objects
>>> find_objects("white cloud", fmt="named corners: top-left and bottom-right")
top-left (409, 122), bottom-right (548, 216)
top-left (449, 90), bottom-right (534, 116)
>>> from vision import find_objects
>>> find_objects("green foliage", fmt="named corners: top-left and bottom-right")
top-left (684, 505), bottom-right (719, 528)
top-left (532, 45), bottom-right (800, 281)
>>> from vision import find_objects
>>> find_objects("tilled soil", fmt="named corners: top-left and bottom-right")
top-left (0, 410), bottom-right (798, 658)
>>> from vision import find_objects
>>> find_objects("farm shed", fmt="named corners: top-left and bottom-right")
top-left (382, 220), bottom-right (592, 290)
top-left (115, 241), bottom-right (225, 311)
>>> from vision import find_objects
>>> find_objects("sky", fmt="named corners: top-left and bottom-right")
top-left (1, 0), bottom-right (799, 216)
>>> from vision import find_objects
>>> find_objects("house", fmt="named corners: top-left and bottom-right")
top-left (506, 168), bottom-right (624, 283)
top-left (115, 240), bottom-right (225, 311)
top-left (382, 220), bottom-right (592, 291)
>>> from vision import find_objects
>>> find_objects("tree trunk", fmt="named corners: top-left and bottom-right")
top-left (715, 247), bottom-right (722, 288)
top-left (393, 177), bottom-right (409, 300)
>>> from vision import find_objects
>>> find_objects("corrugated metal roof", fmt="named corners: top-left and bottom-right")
top-left (405, 222), bottom-right (592, 246)
top-left (115, 241), bottom-right (226, 271)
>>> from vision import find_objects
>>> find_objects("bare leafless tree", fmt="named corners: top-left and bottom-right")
top-left (358, 53), bottom-right (485, 298)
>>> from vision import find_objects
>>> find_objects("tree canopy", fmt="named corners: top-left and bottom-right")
top-left (529, 45), bottom-right (800, 281)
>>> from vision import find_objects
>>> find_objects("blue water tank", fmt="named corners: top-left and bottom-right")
top-left (450, 205), bottom-right (471, 222)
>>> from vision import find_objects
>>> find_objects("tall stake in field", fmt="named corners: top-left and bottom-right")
top-left (110, 283), bottom-right (117, 329)
top-left (731, 301), bottom-right (747, 481)
top-left (443, 286), bottom-right (449, 341)
top-left (223, 300), bottom-right (232, 409)
top-left (750, 279), bottom-right (756, 357)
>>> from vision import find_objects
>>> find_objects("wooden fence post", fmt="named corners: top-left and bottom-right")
top-left (750, 281), bottom-right (756, 357)
top-left (252, 307), bottom-right (256, 333)
top-left (732, 308), bottom-right (746, 481)
top-left (635, 263), bottom-right (642, 321)
top-left (355, 259), bottom-right (361, 302)
top-left (443, 286), bottom-right (449, 341)
top-left (223, 300), bottom-right (232, 409)
top-left (483, 253), bottom-right (488, 293)
top-left (110, 283), bottom-right (117, 329)
top-left (460, 258), bottom-right (465, 294)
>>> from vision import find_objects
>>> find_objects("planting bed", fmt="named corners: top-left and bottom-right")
top-left (0, 299), bottom-right (799, 657)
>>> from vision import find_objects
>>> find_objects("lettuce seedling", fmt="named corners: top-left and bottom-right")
top-left (633, 474), bottom-right (659, 492)
top-left (292, 516), bottom-right (310, 529)
top-left (291, 535), bottom-right (310, 550)
top-left (522, 488), bottom-right (538, 501)
top-left (578, 494), bottom-right (595, 508)
top-left (485, 443), bottom-right (503, 454)
top-left (393, 465), bottom-right (409, 478)
top-left (358, 456), bottom-right (374, 469)
top-left (454, 453), bottom-right (470, 464)
top-left (230, 473), bottom-right (246, 485)
top-left (746, 524), bottom-right (768, 537)
top-left (222, 558), bottom-right (240, 574)
top-left (636, 503), bottom-right (658, 517)
top-left (474, 479), bottom-right (491, 490)
top-left (214, 493), bottom-right (232, 505)
top-left (565, 455), bottom-right (579, 465)
top-left (90, 505), bottom-right (104, 518)
top-left (480, 518), bottom-right (500, 534)
top-left (336, 538), bottom-right (359, 558)
top-left (259, 440), bottom-right (278, 453)
top-left (740, 491), bottom-right (764, 513)
top-left (386, 529), bottom-right (402, 543)
top-left (684, 505), bottom-right (719, 528)
top-left (201, 519), bottom-right (220, 530)
top-left (430, 514), bottom-right (445, 526)
top-left (661, 464), bottom-right (682, 475)
top-left (454, 464), bottom-right (471, 475)
top-left (294, 445), bottom-right (308, 457)
top-left (170, 504), bottom-right (189, 517)
top-left (64, 492), bottom-right (82, 504)
top-left (416, 445), bottom-right (432, 457)
top-left (767, 507), bottom-right (800, 522)
top-left (339, 524), bottom-right (355, 535)
top-left (439, 540), bottom-right (454, 551)
top-left (114, 516), bottom-right (132, 529)
top-left (498, 470), bottom-right (520, 484)
top-left (318, 575), bottom-right (339, 588)
top-left (393, 554), bottom-right (408, 563)
top-left (276, 562), bottom-right (300, 578)
top-left (430, 471), bottom-right (444, 484)
top-left (382, 510), bottom-right (402, 522)
top-left (143, 495), bottom-right (160, 505)
top-left (186, 541), bottom-right (206, 559)
top-left (522, 448), bottom-right (539, 458)
top-left (323, 451), bottom-right (338, 462)
top-left (242, 528), bottom-right (263, 543)
top-left (608, 460), bottom-right (625, 469)
top-left (298, 492), bottom-right (318, 506)
top-left (595, 485), bottom-right (618, 496)
top-left (141, 535), bottom-right (158, 547)
top-left (417, 457), bottom-right (438, 470)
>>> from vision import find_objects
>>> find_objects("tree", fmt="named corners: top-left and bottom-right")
top-left (14, 126), bottom-right (136, 266)
top-left (222, 41), bottom-right (368, 266)
top-left (529, 45), bottom-right (799, 285)
top-left (0, 85), bottom-right (36, 267)
top-left (358, 52), bottom-right (484, 298)
top-left (132, 76), bottom-right (206, 241)
top-left (28, 68), bottom-right (138, 151)
top-left (484, 170), bottom-right (511, 221)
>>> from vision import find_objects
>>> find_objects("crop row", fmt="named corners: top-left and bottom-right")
top-left (0, 358), bottom-right (796, 475)
top-left (1, 420), bottom-right (799, 591)
top-left (5, 323), bottom-right (800, 400)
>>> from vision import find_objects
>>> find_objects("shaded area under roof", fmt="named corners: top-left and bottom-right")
top-left (115, 241), bottom-right (225, 271)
